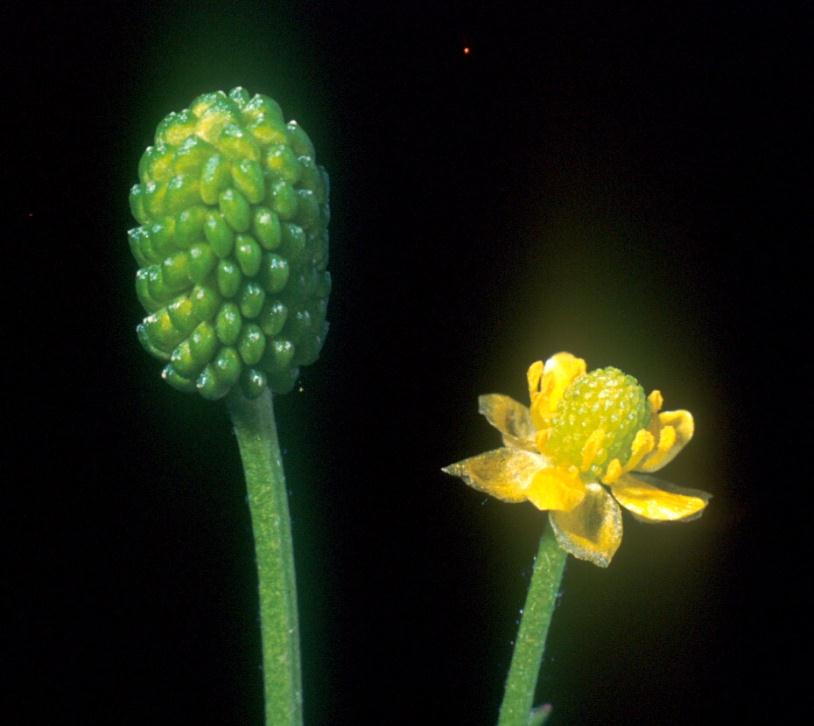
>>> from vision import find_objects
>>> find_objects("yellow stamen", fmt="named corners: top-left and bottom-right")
top-left (623, 429), bottom-right (656, 472)
top-left (602, 458), bottom-right (623, 484)
top-left (648, 389), bottom-right (663, 414)
top-left (535, 428), bottom-right (550, 452)
top-left (580, 429), bottom-right (606, 472)
top-left (642, 425), bottom-right (677, 471)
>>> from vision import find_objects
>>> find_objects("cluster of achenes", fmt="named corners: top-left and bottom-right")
top-left (129, 87), bottom-right (330, 399)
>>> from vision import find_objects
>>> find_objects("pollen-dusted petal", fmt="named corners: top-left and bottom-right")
top-left (638, 410), bottom-right (694, 472)
top-left (530, 352), bottom-right (587, 428)
top-left (580, 428), bottom-right (606, 472)
top-left (610, 473), bottom-right (711, 522)
top-left (526, 466), bottom-right (587, 512)
top-left (442, 448), bottom-right (547, 503)
top-left (548, 483), bottom-right (622, 567)
top-left (648, 389), bottom-right (663, 414)
top-left (478, 394), bottom-right (536, 450)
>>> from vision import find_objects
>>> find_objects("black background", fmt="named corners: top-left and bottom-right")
top-left (7, 2), bottom-right (806, 724)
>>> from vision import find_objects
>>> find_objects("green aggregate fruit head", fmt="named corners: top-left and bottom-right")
top-left (129, 87), bottom-right (330, 399)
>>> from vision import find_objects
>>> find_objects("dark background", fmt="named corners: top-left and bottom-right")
top-left (7, 1), bottom-right (806, 724)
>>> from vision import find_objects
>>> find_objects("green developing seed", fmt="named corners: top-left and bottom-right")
top-left (129, 185), bottom-right (149, 224)
top-left (265, 144), bottom-right (302, 184)
top-left (139, 144), bottom-right (174, 184)
top-left (270, 179), bottom-right (298, 220)
top-left (253, 207), bottom-right (281, 250)
top-left (219, 188), bottom-right (251, 232)
top-left (197, 364), bottom-right (230, 400)
top-left (189, 321), bottom-right (218, 364)
top-left (286, 121), bottom-right (315, 157)
top-left (149, 219), bottom-right (177, 258)
top-left (175, 206), bottom-right (207, 247)
top-left (200, 154), bottom-right (231, 205)
top-left (188, 243), bottom-right (217, 284)
top-left (213, 347), bottom-right (242, 386)
top-left (164, 174), bottom-right (201, 214)
top-left (282, 223), bottom-right (306, 264)
top-left (216, 302), bottom-right (242, 345)
top-left (171, 340), bottom-right (198, 377)
top-left (239, 282), bottom-right (266, 319)
top-left (167, 296), bottom-right (197, 335)
top-left (190, 284), bottom-right (221, 321)
top-left (240, 368), bottom-right (267, 399)
top-left (217, 259), bottom-right (242, 298)
top-left (260, 254), bottom-right (289, 293)
top-left (263, 338), bottom-right (295, 371)
top-left (258, 300), bottom-right (288, 336)
top-left (161, 251), bottom-right (190, 291)
top-left (217, 123), bottom-right (260, 161)
top-left (238, 323), bottom-right (266, 365)
top-left (231, 158), bottom-right (265, 203)
top-left (143, 181), bottom-right (168, 218)
top-left (204, 211), bottom-right (235, 257)
top-left (162, 364), bottom-right (197, 393)
top-left (173, 136), bottom-right (216, 174)
top-left (128, 226), bottom-right (152, 266)
top-left (235, 235), bottom-right (262, 277)
top-left (135, 269), bottom-right (162, 312)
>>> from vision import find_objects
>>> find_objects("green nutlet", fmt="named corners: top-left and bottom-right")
top-left (129, 87), bottom-right (330, 399)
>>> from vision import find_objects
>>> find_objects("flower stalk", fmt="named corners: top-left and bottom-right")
top-left (227, 388), bottom-right (302, 726)
top-left (498, 525), bottom-right (565, 726)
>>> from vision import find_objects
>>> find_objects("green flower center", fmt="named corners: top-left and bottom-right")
top-left (546, 367), bottom-right (650, 478)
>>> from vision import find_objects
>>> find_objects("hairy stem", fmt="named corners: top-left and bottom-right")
top-left (497, 523), bottom-right (566, 726)
top-left (228, 389), bottom-right (302, 726)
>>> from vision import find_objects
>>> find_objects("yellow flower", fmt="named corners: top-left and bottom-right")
top-left (443, 352), bottom-right (711, 567)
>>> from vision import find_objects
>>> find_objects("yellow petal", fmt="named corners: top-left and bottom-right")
top-left (548, 483), bottom-right (623, 567)
top-left (526, 466), bottom-right (587, 512)
top-left (477, 394), bottom-right (536, 450)
top-left (611, 473), bottom-right (711, 522)
top-left (442, 448), bottom-right (547, 503)
top-left (529, 352), bottom-right (586, 428)
top-left (638, 410), bottom-right (694, 472)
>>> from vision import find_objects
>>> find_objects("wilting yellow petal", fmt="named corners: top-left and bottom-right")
top-left (477, 394), bottom-right (536, 450)
top-left (548, 483), bottom-right (623, 567)
top-left (610, 473), bottom-right (711, 522)
top-left (638, 410), bottom-right (694, 472)
top-left (526, 466), bottom-right (587, 512)
top-left (442, 448), bottom-right (547, 503)
top-left (529, 353), bottom-right (586, 428)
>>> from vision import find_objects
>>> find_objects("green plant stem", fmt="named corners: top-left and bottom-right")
top-left (227, 389), bottom-right (302, 726)
top-left (497, 523), bottom-right (567, 726)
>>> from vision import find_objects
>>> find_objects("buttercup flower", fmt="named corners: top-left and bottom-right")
top-left (443, 353), bottom-right (711, 566)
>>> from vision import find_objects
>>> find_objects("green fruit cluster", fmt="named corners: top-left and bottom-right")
top-left (129, 87), bottom-right (330, 399)
top-left (547, 367), bottom-right (651, 479)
